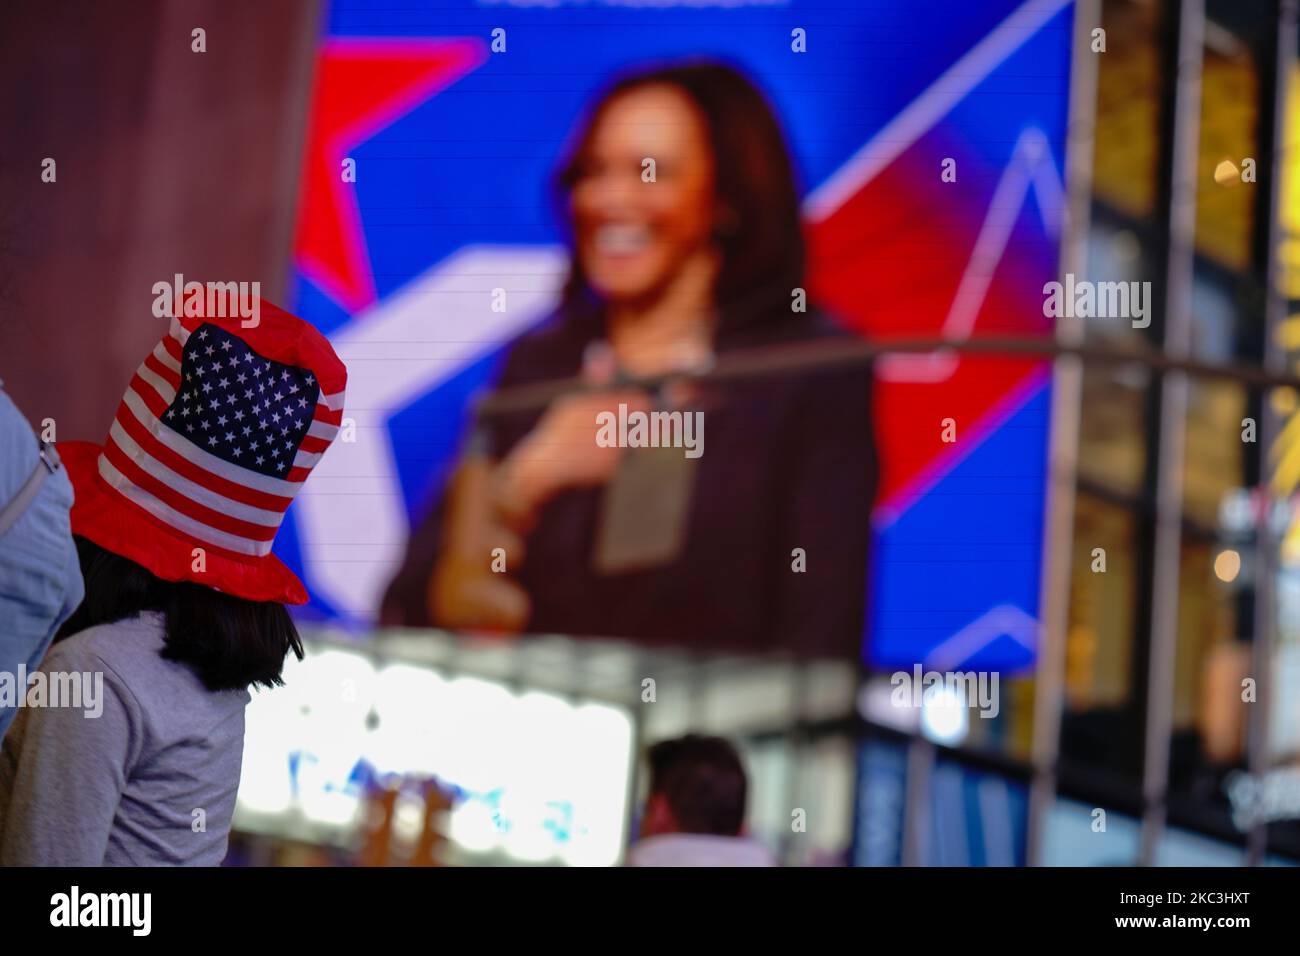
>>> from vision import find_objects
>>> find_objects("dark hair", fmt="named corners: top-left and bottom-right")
top-left (646, 734), bottom-right (749, 836)
top-left (554, 60), bottom-right (805, 334)
top-left (56, 536), bottom-right (304, 692)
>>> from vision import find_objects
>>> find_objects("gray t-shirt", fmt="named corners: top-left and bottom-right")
top-left (0, 612), bottom-right (250, 865)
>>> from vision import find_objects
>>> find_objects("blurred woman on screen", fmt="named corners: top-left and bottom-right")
top-left (382, 60), bottom-right (875, 657)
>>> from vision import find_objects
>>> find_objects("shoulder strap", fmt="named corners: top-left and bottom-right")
top-left (0, 440), bottom-right (62, 538)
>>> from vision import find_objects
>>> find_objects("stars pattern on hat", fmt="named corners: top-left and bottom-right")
top-left (163, 323), bottom-right (320, 477)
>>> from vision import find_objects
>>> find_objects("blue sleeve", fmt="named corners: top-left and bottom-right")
top-left (0, 390), bottom-right (85, 741)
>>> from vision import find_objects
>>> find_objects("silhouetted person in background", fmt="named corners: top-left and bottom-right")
top-left (627, 733), bottom-right (774, 866)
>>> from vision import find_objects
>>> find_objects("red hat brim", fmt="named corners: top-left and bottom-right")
top-left (61, 440), bottom-right (309, 605)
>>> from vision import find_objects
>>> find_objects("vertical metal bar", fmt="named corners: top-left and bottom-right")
top-left (1026, 0), bottom-right (1101, 867)
top-left (1247, 0), bottom-right (1298, 866)
top-left (1139, 0), bottom-right (1204, 867)
top-left (266, 0), bottom-right (324, 303)
top-left (900, 737), bottom-right (935, 866)
top-left (625, 652), bottom-right (648, 862)
top-left (784, 659), bottom-right (811, 866)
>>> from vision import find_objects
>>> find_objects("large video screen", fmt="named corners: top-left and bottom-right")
top-left (276, 0), bottom-right (1073, 668)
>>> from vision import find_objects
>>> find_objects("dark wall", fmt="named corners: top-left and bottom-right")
top-left (0, 0), bottom-right (320, 441)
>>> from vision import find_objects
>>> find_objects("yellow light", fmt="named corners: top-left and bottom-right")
top-left (1214, 549), bottom-right (1242, 583)
top-left (1213, 158), bottom-right (1240, 186)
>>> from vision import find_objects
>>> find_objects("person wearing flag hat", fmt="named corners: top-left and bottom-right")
top-left (0, 299), bottom-right (346, 866)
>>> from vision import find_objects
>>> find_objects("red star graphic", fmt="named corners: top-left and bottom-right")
top-left (293, 38), bottom-right (486, 312)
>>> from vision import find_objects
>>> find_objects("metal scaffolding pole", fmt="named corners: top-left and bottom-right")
top-left (1246, 0), bottom-right (1298, 866)
top-left (1026, 0), bottom-right (1101, 868)
top-left (1139, 0), bottom-right (1205, 867)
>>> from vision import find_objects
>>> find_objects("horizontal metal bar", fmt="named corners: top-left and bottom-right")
top-left (474, 332), bottom-right (1300, 421)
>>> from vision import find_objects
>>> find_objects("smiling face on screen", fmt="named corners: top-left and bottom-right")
top-left (568, 84), bottom-right (721, 308)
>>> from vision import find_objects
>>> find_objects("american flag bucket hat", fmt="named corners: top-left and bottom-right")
top-left (59, 300), bottom-right (347, 604)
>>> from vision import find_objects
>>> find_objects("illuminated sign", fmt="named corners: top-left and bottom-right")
top-left (236, 642), bottom-right (635, 865)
